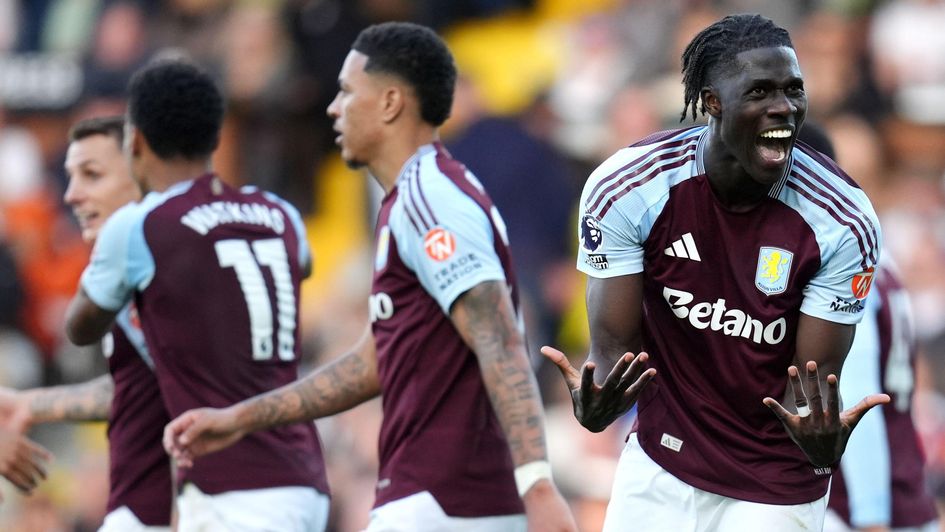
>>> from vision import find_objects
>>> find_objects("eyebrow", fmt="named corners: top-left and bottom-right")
top-left (746, 76), bottom-right (804, 85)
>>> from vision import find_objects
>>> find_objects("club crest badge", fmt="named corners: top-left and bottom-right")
top-left (580, 215), bottom-right (603, 252)
top-left (755, 247), bottom-right (793, 295)
top-left (375, 225), bottom-right (390, 270)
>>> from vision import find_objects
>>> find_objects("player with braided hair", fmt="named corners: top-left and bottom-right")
top-left (544, 13), bottom-right (888, 532)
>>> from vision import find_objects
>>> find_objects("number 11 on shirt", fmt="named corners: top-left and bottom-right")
top-left (215, 238), bottom-right (297, 361)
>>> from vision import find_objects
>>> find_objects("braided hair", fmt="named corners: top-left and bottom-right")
top-left (680, 14), bottom-right (793, 122)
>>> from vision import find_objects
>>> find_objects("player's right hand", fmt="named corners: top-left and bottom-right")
top-left (0, 429), bottom-right (51, 497)
top-left (541, 346), bottom-right (655, 433)
top-left (163, 407), bottom-right (246, 468)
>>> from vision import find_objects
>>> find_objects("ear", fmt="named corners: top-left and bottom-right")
top-left (379, 85), bottom-right (405, 124)
top-left (127, 125), bottom-right (145, 158)
top-left (702, 87), bottom-right (721, 118)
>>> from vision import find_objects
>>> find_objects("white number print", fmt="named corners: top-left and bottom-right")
top-left (884, 288), bottom-right (914, 412)
top-left (215, 238), bottom-right (297, 361)
top-left (369, 292), bottom-right (394, 323)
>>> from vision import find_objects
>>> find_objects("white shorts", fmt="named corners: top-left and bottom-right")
top-left (176, 483), bottom-right (329, 532)
top-left (364, 491), bottom-right (526, 532)
top-left (823, 509), bottom-right (940, 532)
top-left (99, 506), bottom-right (171, 532)
top-left (603, 433), bottom-right (828, 532)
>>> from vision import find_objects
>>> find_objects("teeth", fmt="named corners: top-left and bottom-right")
top-left (760, 129), bottom-right (792, 139)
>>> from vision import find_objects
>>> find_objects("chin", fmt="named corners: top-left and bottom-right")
top-left (82, 228), bottom-right (99, 243)
top-left (343, 156), bottom-right (366, 170)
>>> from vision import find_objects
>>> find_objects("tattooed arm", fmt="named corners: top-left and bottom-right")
top-left (164, 325), bottom-right (379, 465)
top-left (0, 375), bottom-right (115, 432)
top-left (450, 280), bottom-right (546, 467)
top-left (451, 280), bottom-right (577, 530)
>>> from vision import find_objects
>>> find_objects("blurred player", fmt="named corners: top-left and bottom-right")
top-left (796, 125), bottom-right (941, 532)
top-left (64, 61), bottom-right (329, 531)
top-left (164, 22), bottom-right (576, 532)
top-left (824, 261), bottom-right (941, 532)
top-left (0, 116), bottom-right (171, 530)
top-left (543, 13), bottom-right (887, 532)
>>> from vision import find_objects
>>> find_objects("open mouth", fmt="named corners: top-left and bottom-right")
top-left (74, 211), bottom-right (98, 229)
top-left (756, 128), bottom-right (792, 166)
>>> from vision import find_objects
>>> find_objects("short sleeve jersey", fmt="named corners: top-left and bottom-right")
top-left (81, 174), bottom-right (328, 496)
top-left (104, 303), bottom-right (171, 526)
top-left (576, 126), bottom-right (882, 504)
top-left (828, 264), bottom-right (939, 528)
top-left (370, 143), bottom-right (523, 517)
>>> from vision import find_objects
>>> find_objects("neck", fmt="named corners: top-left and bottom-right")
top-left (144, 158), bottom-right (212, 193)
top-left (368, 124), bottom-right (438, 193)
top-left (702, 125), bottom-right (772, 212)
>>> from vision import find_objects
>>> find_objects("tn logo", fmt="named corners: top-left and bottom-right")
top-left (424, 228), bottom-right (456, 262)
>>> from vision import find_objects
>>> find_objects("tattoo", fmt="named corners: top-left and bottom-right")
top-left (27, 375), bottom-right (114, 423)
top-left (246, 338), bottom-right (380, 430)
top-left (452, 281), bottom-right (547, 466)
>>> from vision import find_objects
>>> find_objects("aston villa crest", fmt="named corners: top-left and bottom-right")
top-left (755, 247), bottom-right (793, 295)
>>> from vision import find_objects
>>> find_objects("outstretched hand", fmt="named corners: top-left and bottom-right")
top-left (0, 429), bottom-right (51, 497)
top-left (541, 346), bottom-right (655, 433)
top-left (163, 407), bottom-right (246, 468)
top-left (763, 361), bottom-right (889, 467)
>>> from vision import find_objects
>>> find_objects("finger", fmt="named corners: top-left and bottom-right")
top-left (763, 397), bottom-right (795, 424)
top-left (622, 368), bottom-right (656, 401)
top-left (163, 422), bottom-right (177, 454)
top-left (619, 351), bottom-right (647, 379)
top-left (163, 415), bottom-right (192, 452)
top-left (841, 393), bottom-right (891, 429)
top-left (179, 418), bottom-right (209, 447)
top-left (14, 439), bottom-right (48, 484)
top-left (579, 362), bottom-right (597, 394)
top-left (618, 353), bottom-right (650, 391)
top-left (601, 353), bottom-right (634, 393)
top-left (4, 466), bottom-right (34, 493)
top-left (19, 447), bottom-right (48, 483)
top-left (540, 346), bottom-right (582, 389)
top-left (21, 440), bottom-right (51, 464)
top-left (826, 374), bottom-right (840, 418)
top-left (787, 366), bottom-right (809, 416)
top-left (805, 361), bottom-right (824, 418)
top-left (26, 457), bottom-right (46, 483)
top-left (174, 452), bottom-right (193, 470)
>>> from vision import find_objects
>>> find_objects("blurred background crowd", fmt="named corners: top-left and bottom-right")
top-left (1, 0), bottom-right (944, 530)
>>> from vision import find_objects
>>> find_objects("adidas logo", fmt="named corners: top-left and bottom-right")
top-left (664, 232), bottom-right (701, 261)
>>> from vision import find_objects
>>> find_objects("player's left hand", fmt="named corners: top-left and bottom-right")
top-left (522, 479), bottom-right (578, 532)
top-left (763, 361), bottom-right (889, 467)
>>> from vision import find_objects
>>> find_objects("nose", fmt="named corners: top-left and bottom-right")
top-left (63, 177), bottom-right (82, 206)
top-left (327, 93), bottom-right (340, 119)
top-left (768, 90), bottom-right (796, 116)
